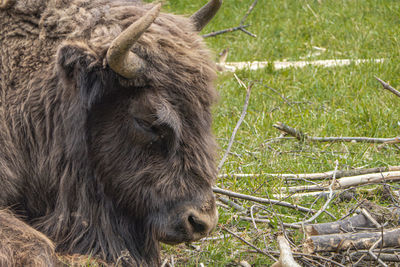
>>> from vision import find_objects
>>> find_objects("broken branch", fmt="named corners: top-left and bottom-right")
top-left (375, 76), bottom-right (400, 98)
top-left (220, 166), bottom-right (400, 180)
top-left (202, 24), bottom-right (250, 38)
top-left (218, 75), bottom-right (252, 171)
top-left (271, 236), bottom-right (301, 267)
top-left (212, 186), bottom-right (316, 214)
top-left (287, 161), bottom-right (339, 226)
top-left (273, 122), bottom-right (400, 144)
top-left (284, 171), bottom-right (400, 193)
top-left (203, 0), bottom-right (257, 38)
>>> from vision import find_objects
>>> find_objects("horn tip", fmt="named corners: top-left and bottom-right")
top-left (0, 0), bottom-right (15, 9)
top-left (152, 2), bottom-right (162, 13)
top-left (190, 0), bottom-right (223, 31)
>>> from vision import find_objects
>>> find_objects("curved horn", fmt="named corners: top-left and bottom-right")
top-left (106, 4), bottom-right (161, 79)
top-left (190, 0), bottom-right (222, 31)
top-left (0, 0), bottom-right (15, 9)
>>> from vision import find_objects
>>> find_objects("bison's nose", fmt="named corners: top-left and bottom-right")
top-left (159, 199), bottom-right (218, 244)
top-left (186, 208), bottom-right (218, 239)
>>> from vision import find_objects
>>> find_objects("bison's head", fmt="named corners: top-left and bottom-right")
top-left (52, 0), bottom-right (221, 252)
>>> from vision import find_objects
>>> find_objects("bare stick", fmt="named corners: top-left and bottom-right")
top-left (273, 122), bottom-right (307, 141)
top-left (218, 74), bottom-right (252, 171)
top-left (239, 27), bottom-right (257, 38)
top-left (273, 190), bottom-right (343, 199)
top-left (361, 208), bottom-right (382, 229)
top-left (284, 171), bottom-right (400, 193)
top-left (240, 216), bottom-right (301, 229)
top-left (217, 196), bottom-right (246, 212)
top-left (240, 0), bottom-right (258, 25)
top-left (375, 76), bottom-right (400, 98)
top-left (271, 236), bottom-right (301, 267)
top-left (212, 186), bottom-right (316, 214)
top-left (273, 122), bottom-right (400, 144)
top-left (350, 251), bottom-right (400, 262)
top-left (219, 166), bottom-right (400, 180)
top-left (160, 258), bottom-right (169, 267)
top-left (368, 237), bottom-right (388, 267)
top-left (202, 24), bottom-right (250, 38)
top-left (203, 0), bottom-right (257, 38)
top-left (221, 226), bottom-right (277, 262)
top-left (288, 161), bottom-right (339, 226)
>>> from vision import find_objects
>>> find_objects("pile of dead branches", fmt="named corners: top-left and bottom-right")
top-left (209, 76), bottom-right (400, 266)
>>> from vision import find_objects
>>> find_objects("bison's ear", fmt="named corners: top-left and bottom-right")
top-left (56, 42), bottom-right (99, 83)
top-left (56, 42), bottom-right (106, 108)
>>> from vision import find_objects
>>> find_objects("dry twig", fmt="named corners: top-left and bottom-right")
top-left (212, 186), bottom-right (316, 214)
top-left (375, 76), bottom-right (400, 98)
top-left (368, 237), bottom-right (388, 267)
top-left (218, 74), bottom-right (252, 171)
top-left (273, 122), bottom-right (400, 144)
top-left (287, 160), bottom-right (339, 226)
top-left (221, 226), bottom-right (277, 262)
top-left (349, 251), bottom-right (400, 262)
top-left (220, 166), bottom-right (400, 180)
top-left (283, 171), bottom-right (400, 193)
top-left (203, 0), bottom-right (257, 38)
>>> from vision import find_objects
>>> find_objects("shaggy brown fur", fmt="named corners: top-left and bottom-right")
top-left (0, 0), bottom-right (219, 266)
top-left (0, 210), bottom-right (59, 267)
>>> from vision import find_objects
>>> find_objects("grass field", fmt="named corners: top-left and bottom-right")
top-left (158, 0), bottom-right (400, 266)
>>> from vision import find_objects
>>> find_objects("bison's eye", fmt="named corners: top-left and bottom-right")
top-left (132, 117), bottom-right (177, 153)
top-left (132, 117), bottom-right (158, 143)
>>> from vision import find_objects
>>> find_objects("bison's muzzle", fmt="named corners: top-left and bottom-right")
top-left (157, 194), bottom-right (218, 244)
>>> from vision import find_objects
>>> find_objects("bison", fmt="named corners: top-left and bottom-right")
top-left (0, 0), bottom-right (222, 265)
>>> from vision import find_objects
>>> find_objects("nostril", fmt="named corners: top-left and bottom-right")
top-left (188, 214), bottom-right (207, 233)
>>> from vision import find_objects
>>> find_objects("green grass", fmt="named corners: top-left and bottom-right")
top-left (159, 0), bottom-right (400, 266)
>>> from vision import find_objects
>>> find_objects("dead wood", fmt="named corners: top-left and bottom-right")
top-left (271, 236), bottom-right (301, 267)
top-left (202, 25), bottom-right (250, 38)
top-left (304, 213), bottom-right (376, 237)
top-left (375, 76), bottom-right (400, 98)
top-left (221, 226), bottom-right (278, 262)
top-left (221, 166), bottom-right (400, 182)
top-left (217, 196), bottom-right (246, 212)
top-left (304, 201), bottom-right (400, 237)
top-left (212, 186), bottom-right (316, 214)
top-left (218, 75), bottom-right (252, 171)
top-left (284, 171), bottom-right (400, 193)
top-left (303, 228), bottom-right (400, 253)
top-left (203, 0), bottom-right (257, 38)
top-left (219, 58), bottom-right (385, 72)
top-left (350, 251), bottom-right (400, 262)
top-left (273, 121), bottom-right (400, 144)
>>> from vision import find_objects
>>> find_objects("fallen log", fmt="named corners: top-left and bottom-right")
top-left (349, 251), bottom-right (400, 262)
top-left (350, 252), bottom-right (400, 262)
top-left (304, 201), bottom-right (400, 237)
top-left (303, 228), bottom-right (400, 253)
top-left (304, 213), bottom-right (376, 237)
